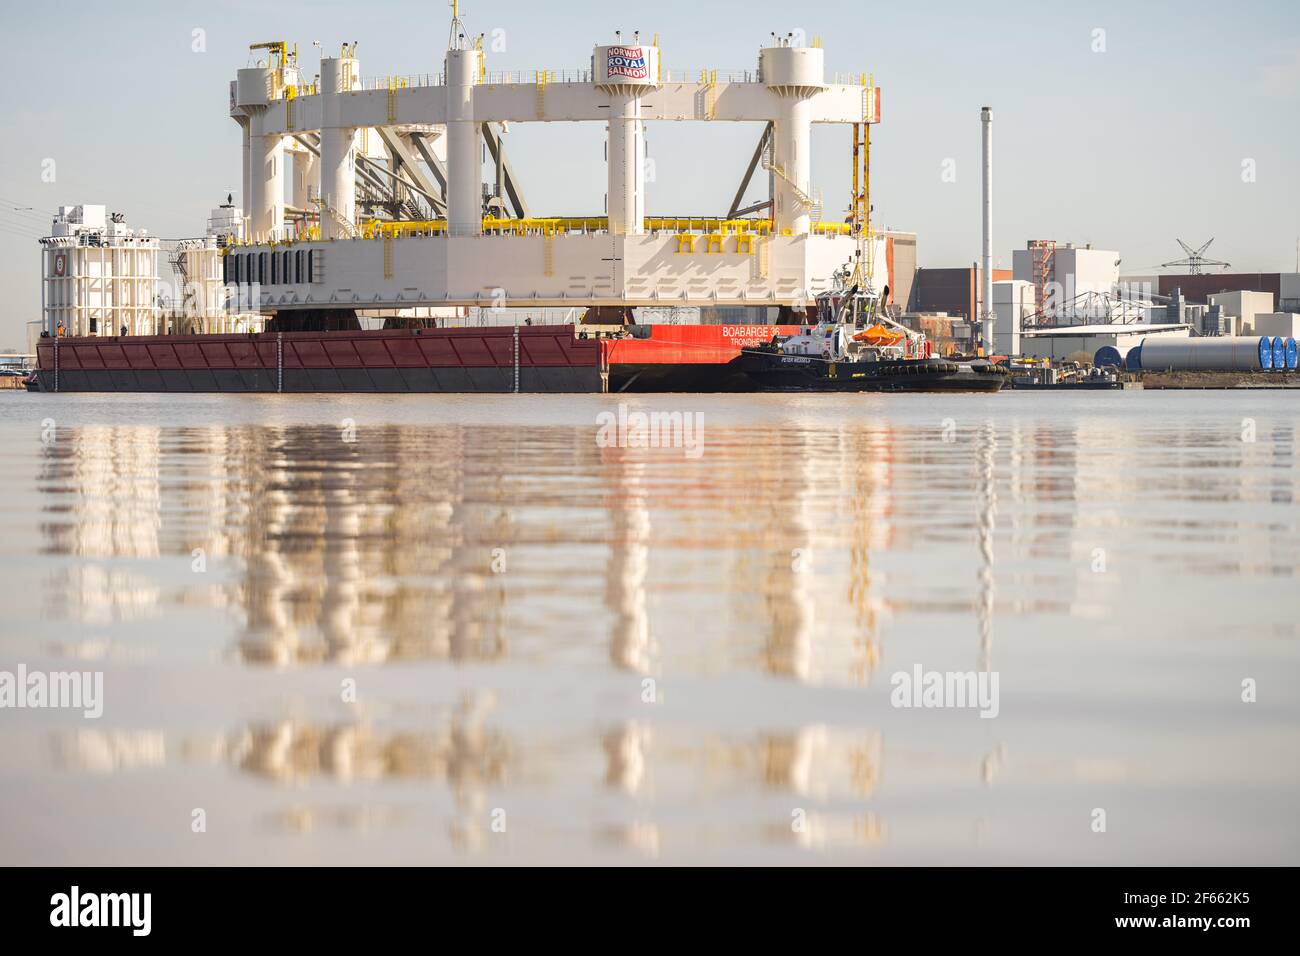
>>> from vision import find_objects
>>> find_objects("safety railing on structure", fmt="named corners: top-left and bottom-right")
top-left (223, 216), bottom-right (852, 249)
top-left (342, 66), bottom-right (867, 92)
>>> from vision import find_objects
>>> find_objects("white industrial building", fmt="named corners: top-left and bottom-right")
top-left (1283, 275), bottom-right (1300, 313)
top-left (992, 279), bottom-right (1033, 355)
top-left (169, 202), bottom-right (266, 333)
top-left (990, 274), bottom-right (1177, 357)
top-left (1116, 275), bottom-right (1300, 323)
top-left (1012, 242), bottom-right (1123, 321)
top-left (989, 240), bottom-right (1215, 357)
top-left (39, 202), bottom-right (268, 337)
top-left (1018, 323), bottom-right (1190, 362)
top-left (1207, 290), bottom-right (1275, 335)
top-left (1254, 312), bottom-right (1300, 338)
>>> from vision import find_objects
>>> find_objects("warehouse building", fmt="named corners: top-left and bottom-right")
top-left (908, 266), bottom-right (1010, 320)
top-left (1120, 272), bottom-right (1300, 310)
top-left (1018, 323), bottom-right (1190, 362)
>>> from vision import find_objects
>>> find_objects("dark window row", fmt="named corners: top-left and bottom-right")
top-left (222, 249), bottom-right (313, 286)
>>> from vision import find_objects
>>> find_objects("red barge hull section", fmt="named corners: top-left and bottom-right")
top-left (603, 323), bottom-right (799, 391)
top-left (33, 324), bottom-right (797, 393)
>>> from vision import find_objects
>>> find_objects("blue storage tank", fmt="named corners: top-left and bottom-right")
top-left (1125, 343), bottom-right (1143, 371)
top-left (1093, 345), bottom-right (1127, 367)
top-left (1271, 337), bottom-right (1287, 370)
top-left (1287, 337), bottom-right (1298, 371)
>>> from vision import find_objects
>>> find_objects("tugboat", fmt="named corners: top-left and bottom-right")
top-left (731, 283), bottom-right (1008, 393)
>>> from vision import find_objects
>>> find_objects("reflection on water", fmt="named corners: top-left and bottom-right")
top-left (2, 393), bottom-right (1299, 864)
top-left (606, 459), bottom-right (653, 674)
top-left (231, 705), bottom-right (509, 789)
top-left (30, 420), bottom-right (919, 678)
top-left (53, 729), bottom-right (166, 774)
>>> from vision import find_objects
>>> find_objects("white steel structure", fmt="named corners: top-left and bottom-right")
top-left (1012, 242), bottom-right (1123, 322)
top-left (170, 203), bottom-right (264, 333)
top-left (224, 19), bottom-right (884, 313)
top-left (40, 205), bottom-right (160, 337)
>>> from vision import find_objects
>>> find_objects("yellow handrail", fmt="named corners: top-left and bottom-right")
top-left (227, 216), bottom-right (848, 246)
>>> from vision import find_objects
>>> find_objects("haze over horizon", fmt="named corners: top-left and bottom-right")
top-left (1, 0), bottom-right (1297, 347)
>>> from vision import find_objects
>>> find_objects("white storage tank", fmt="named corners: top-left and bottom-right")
top-left (234, 67), bottom-right (274, 108)
top-left (1137, 336), bottom-right (1272, 371)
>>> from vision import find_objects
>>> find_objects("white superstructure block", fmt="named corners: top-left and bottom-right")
top-left (445, 48), bottom-right (483, 237)
top-left (229, 232), bottom-right (858, 311)
top-left (760, 45), bottom-right (824, 236)
top-left (41, 207), bottom-right (160, 337)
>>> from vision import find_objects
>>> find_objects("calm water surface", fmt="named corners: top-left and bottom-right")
top-left (0, 390), bottom-right (1297, 864)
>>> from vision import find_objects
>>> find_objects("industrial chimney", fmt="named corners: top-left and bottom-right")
top-left (980, 106), bottom-right (994, 355)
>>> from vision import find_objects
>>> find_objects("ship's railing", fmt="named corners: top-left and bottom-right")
top-left (349, 67), bottom-right (813, 90)
top-left (362, 217), bottom-right (793, 239)
top-left (482, 68), bottom-right (764, 85)
top-left (665, 69), bottom-right (761, 85)
top-left (483, 68), bottom-right (593, 85)
top-left (39, 232), bottom-right (160, 248)
top-left (666, 69), bottom-right (869, 85)
top-left (354, 69), bottom-right (595, 89)
top-left (357, 73), bottom-right (443, 90)
top-left (830, 72), bottom-right (872, 87)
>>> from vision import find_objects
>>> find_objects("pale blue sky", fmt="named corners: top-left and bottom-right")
top-left (1, 0), bottom-right (1297, 346)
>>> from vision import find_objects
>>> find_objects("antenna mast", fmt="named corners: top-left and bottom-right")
top-left (848, 76), bottom-right (875, 321)
top-left (448, 0), bottom-right (468, 51)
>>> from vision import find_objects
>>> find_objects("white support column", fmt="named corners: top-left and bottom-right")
top-left (445, 48), bottom-right (483, 237)
top-left (248, 115), bottom-right (285, 242)
top-left (759, 44), bottom-right (824, 236)
top-left (239, 118), bottom-right (251, 229)
top-left (606, 93), bottom-right (643, 236)
top-left (318, 127), bottom-right (355, 237)
top-left (594, 42), bottom-right (658, 236)
top-left (232, 65), bottom-right (285, 243)
top-left (40, 245), bottom-right (48, 336)
top-left (773, 96), bottom-right (812, 235)
top-left (319, 55), bottom-right (359, 240)
top-left (292, 149), bottom-right (317, 214)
